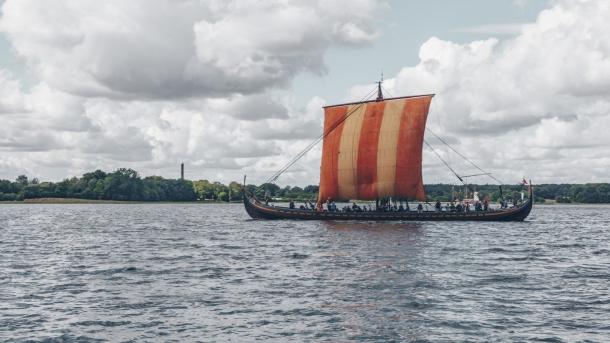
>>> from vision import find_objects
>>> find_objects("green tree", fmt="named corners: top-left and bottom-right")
top-left (228, 181), bottom-right (243, 201)
top-left (102, 168), bottom-right (143, 201)
top-left (193, 180), bottom-right (215, 200)
top-left (217, 191), bottom-right (229, 202)
top-left (16, 175), bottom-right (28, 186)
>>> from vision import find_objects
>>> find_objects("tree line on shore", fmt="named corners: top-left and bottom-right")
top-left (1, 168), bottom-right (610, 203)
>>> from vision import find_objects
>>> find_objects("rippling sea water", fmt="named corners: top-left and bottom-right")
top-left (1, 204), bottom-right (609, 342)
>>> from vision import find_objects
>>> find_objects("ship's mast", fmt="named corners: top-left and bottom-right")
top-left (376, 73), bottom-right (384, 101)
top-left (375, 73), bottom-right (383, 208)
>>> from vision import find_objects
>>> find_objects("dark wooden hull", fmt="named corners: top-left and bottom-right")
top-left (243, 188), bottom-right (533, 222)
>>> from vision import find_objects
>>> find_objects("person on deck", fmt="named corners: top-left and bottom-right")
top-left (417, 203), bottom-right (423, 213)
top-left (435, 201), bottom-right (441, 212)
top-left (289, 200), bottom-right (295, 209)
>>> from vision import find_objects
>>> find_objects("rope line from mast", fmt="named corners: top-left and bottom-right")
top-left (423, 139), bottom-right (464, 184)
top-left (425, 127), bottom-right (505, 185)
top-left (381, 84), bottom-right (394, 98)
top-left (264, 87), bottom-right (378, 184)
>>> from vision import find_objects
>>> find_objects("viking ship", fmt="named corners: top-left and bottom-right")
top-left (244, 82), bottom-right (532, 221)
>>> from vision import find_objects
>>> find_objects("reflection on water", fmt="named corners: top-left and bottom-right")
top-left (322, 220), bottom-right (423, 232)
top-left (1, 204), bottom-right (609, 342)
top-left (318, 220), bottom-right (431, 341)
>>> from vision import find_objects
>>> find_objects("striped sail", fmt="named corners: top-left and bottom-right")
top-left (317, 95), bottom-right (433, 202)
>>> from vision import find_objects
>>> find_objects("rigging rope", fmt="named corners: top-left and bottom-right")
top-left (425, 127), bottom-right (505, 185)
top-left (264, 87), bottom-right (378, 184)
top-left (381, 84), bottom-right (394, 99)
top-left (423, 139), bottom-right (464, 184)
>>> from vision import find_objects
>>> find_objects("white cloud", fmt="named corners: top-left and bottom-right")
top-left (206, 94), bottom-right (289, 121)
top-left (0, 69), bottom-right (24, 113)
top-left (0, 79), bottom-right (325, 182)
top-left (376, 0), bottom-right (610, 184)
top-left (0, 0), bottom-right (382, 100)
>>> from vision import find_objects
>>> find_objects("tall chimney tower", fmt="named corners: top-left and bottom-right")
top-left (180, 162), bottom-right (184, 180)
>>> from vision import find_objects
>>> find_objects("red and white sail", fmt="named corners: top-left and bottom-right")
top-left (317, 95), bottom-right (433, 203)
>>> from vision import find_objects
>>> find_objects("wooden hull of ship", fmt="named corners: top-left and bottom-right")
top-left (243, 188), bottom-right (533, 222)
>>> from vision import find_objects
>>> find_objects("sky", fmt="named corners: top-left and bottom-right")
top-left (0, 0), bottom-right (609, 186)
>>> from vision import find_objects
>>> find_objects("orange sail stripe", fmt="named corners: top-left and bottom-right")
top-left (395, 96), bottom-right (431, 200)
top-left (317, 105), bottom-right (347, 203)
top-left (356, 101), bottom-right (385, 199)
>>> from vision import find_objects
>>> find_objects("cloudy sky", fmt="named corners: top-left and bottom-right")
top-left (1, 0), bottom-right (608, 186)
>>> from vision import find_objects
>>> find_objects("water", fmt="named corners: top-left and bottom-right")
top-left (1, 204), bottom-right (609, 342)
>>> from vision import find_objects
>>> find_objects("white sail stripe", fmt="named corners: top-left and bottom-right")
top-left (376, 99), bottom-right (405, 198)
top-left (337, 104), bottom-right (366, 200)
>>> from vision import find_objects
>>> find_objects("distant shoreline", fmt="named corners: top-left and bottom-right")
top-left (0, 197), bottom-right (608, 205)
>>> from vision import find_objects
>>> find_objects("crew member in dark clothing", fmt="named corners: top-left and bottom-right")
top-left (289, 200), bottom-right (295, 209)
top-left (435, 201), bottom-right (442, 212)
